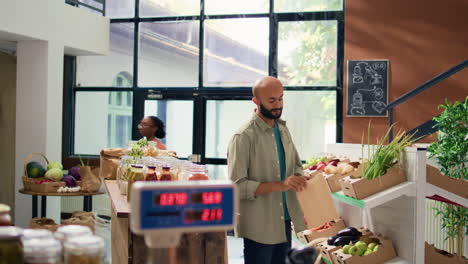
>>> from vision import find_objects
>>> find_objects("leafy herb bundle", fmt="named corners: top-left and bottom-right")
top-left (361, 122), bottom-right (420, 180)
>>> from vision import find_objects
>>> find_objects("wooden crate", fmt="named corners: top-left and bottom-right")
top-left (339, 167), bottom-right (406, 200)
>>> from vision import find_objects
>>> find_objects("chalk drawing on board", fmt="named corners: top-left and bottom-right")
top-left (349, 62), bottom-right (387, 116)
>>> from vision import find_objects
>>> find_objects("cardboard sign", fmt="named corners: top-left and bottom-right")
top-left (296, 174), bottom-right (339, 228)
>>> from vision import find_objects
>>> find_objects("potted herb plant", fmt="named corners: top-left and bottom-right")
top-left (427, 97), bottom-right (467, 256)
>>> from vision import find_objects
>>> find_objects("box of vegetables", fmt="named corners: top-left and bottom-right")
top-left (338, 126), bottom-right (417, 200)
top-left (303, 155), bottom-right (360, 193)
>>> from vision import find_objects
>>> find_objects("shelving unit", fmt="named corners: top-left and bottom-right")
top-left (324, 144), bottom-right (428, 264)
top-left (331, 182), bottom-right (416, 209)
top-left (426, 183), bottom-right (467, 208)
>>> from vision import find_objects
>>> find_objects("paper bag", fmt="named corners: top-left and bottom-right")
top-left (99, 148), bottom-right (125, 180)
top-left (296, 174), bottom-right (339, 228)
top-left (81, 166), bottom-right (101, 192)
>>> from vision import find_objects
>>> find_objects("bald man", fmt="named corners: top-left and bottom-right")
top-left (227, 76), bottom-right (308, 264)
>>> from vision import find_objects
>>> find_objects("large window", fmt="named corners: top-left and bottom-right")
top-left (64, 0), bottom-right (344, 174)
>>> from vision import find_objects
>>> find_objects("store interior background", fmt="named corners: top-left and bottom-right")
top-left (0, 0), bottom-right (467, 259)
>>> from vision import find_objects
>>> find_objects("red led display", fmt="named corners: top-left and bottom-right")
top-left (201, 192), bottom-right (222, 204)
top-left (201, 209), bottom-right (223, 221)
top-left (157, 193), bottom-right (188, 206)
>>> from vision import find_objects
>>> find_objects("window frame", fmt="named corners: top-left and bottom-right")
top-left (62, 0), bottom-right (345, 168)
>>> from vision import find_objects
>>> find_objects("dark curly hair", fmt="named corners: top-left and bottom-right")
top-left (148, 116), bottom-right (166, 139)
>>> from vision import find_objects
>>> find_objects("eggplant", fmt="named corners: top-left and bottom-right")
top-left (327, 236), bottom-right (339, 246)
top-left (333, 236), bottom-right (360, 247)
top-left (336, 227), bottom-right (362, 237)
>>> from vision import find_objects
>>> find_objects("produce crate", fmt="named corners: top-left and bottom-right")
top-left (425, 243), bottom-right (467, 264)
top-left (426, 164), bottom-right (468, 198)
top-left (324, 173), bottom-right (350, 193)
top-left (299, 219), bottom-right (346, 243)
top-left (23, 176), bottom-right (66, 193)
top-left (339, 167), bottom-right (406, 200)
top-left (332, 235), bottom-right (396, 264)
top-left (318, 242), bottom-right (341, 264)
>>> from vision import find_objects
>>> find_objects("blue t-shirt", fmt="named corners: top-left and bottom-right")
top-left (274, 121), bottom-right (290, 221)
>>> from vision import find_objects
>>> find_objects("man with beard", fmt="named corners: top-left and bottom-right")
top-left (227, 76), bottom-right (308, 264)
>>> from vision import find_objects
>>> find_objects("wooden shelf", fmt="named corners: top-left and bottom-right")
top-left (331, 182), bottom-right (416, 209)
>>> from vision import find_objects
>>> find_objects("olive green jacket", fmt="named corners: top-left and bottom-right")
top-left (227, 113), bottom-right (307, 244)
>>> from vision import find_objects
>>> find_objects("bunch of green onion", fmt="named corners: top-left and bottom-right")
top-left (361, 123), bottom-right (420, 180)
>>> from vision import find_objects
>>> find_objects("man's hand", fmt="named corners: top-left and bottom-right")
top-left (283, 175), bottom-right (307, 192)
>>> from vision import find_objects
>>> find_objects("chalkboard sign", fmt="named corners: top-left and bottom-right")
top-left (346, 60), bottom-right (389, 117)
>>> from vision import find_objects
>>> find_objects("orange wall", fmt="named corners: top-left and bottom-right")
top-left (343, 0), bottom-right (468, 143)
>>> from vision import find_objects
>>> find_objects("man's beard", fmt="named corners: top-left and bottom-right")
top-left (259, 103), bottom-right (282, 119)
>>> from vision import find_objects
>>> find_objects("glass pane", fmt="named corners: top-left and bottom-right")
top-left (76, 23), bottom-right (134, 87)
top-left (206, 165), bottom-right (228, 180)
top-left (139, 21), bottom-right (199, 87)
top-left (75, 92), bottom-right (133, 155)
top-left (205, 100), bottom-right (253, 158)
top-left (144, 100), bottom-right (194, 158)
top-left (204, 18), bottom-right (268, 87)
top-left (106, 0), bottom-right (135, 18)
top-left (278, 21), bottom-right (337, 86)
top-left (140, 0), bottom-right (199, 17)
top-left (275, 0), bottom-right (342, 12)
top-left (205, 0), bottom-right (268, 15)
top-left (282, 91), bottom-right (336, 158)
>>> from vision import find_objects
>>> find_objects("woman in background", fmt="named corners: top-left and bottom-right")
top-left (138, 116), bottom-right (167, 150)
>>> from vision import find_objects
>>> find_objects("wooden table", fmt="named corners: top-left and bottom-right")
top-left (19, 189), bottom-right (104, 218)
top-left (105, 180), bottom-right (228, 264)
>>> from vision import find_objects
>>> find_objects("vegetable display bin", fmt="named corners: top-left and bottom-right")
top-left (339, 167), bottom-right (406, 200)
top-left (424, 243), bottom-right (467, 264)
top-left (426, 164), bottom-right (468, 198)
top-left (332, 235), bottom-right (396, 264)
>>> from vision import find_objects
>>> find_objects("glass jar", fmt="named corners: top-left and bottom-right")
top-left (177, 162), bottom-right (192, 181)
top-left (159, 166), bottom-right (173, 181)
top-left (55, 225), bottom-right (93, 245)
top-left (0, 204), bottom-right (12, 226)
top-left (0, 226), bottom-right (23, 264)
top-left (188, 165), bottom-right (209, 181)
top-left (23, 238), bottom-right (61, 264)
top-left (127, 165), bottom-right (145, 202)
top-left (64, 235), bottom-right (104, 264)
top-left (144, 166), bottom-right (159, 181)
top-left (22, 229), bottom-right (53, 242)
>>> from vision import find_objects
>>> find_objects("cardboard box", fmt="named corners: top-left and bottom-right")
top-left (324, 173), bottom-right (350, 193)
top-left (300, 219), bottom-right (346, 243)
top-left (332, 235), bottom-right (396, 264)
top-left (339, 167), bottom-right (406, 200)
top-left (425, 243), bottom-right (467, 264)
top-left (426, 165), bottom-right (468, 198)
top-left (318, 242), bottom-right (341, 264)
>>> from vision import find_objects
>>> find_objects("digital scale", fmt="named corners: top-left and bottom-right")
top-left (130, 180), bottom-right (238, 248)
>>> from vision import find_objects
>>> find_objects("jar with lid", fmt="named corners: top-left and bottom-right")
top-left (0, 226), bottom-right (23, 264)
top-left (127, 164), bottom-right (145, 201)
top-left (177, 161), bottom-right (192, 181)
top-left (188, 164), bottom-right (209, 181)
top-left (159, 165), bottom-right (173, 181)
top-left (0, 204), bottom-right (12, 226)
top-left (22, 228), bottom-right (53, 243)
top-left (64, 235), bottom-right (104, 264)
top-left (23, 238), bottom-right (61, 264)
top-left (55, 225), bottom-right (92, 244)
top-left (144, 166), bottom-right (159, 181)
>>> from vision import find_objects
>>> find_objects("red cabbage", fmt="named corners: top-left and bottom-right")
top-left (69, 166), bottom-right (81, 181)
top-left (63, 175), bottom-right (78, 187)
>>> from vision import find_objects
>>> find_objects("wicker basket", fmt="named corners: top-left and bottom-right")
top-left (22, 153), bottom-right (65, 193)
